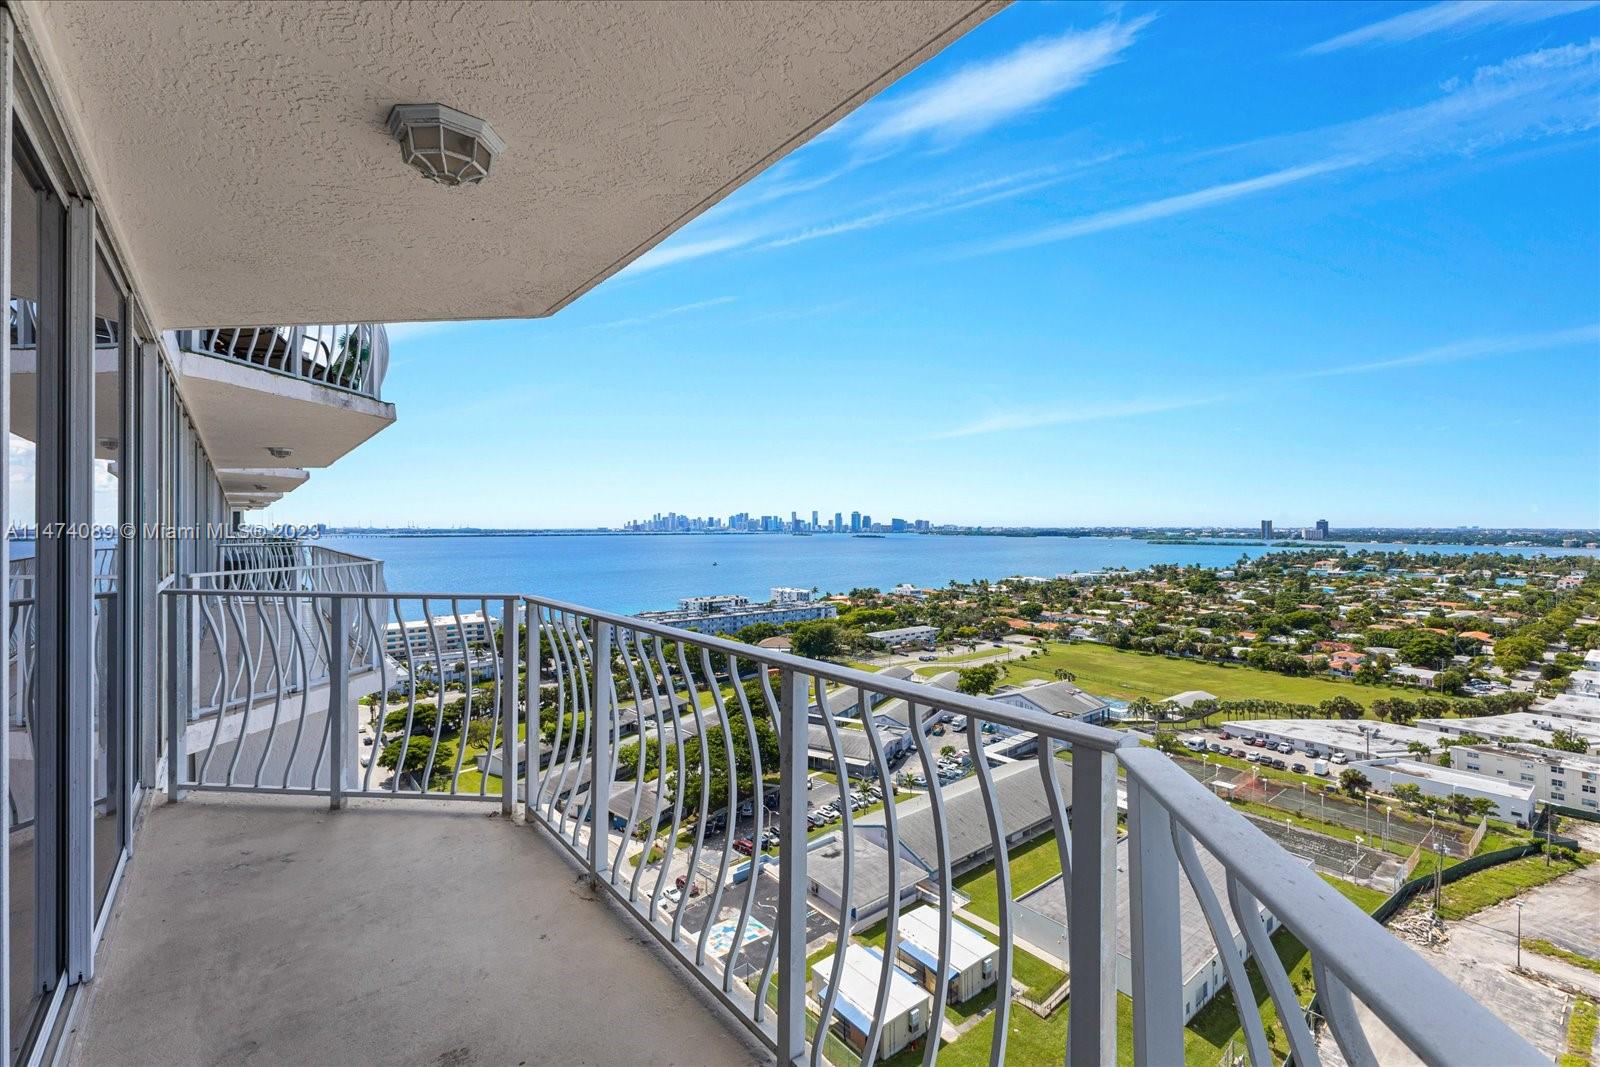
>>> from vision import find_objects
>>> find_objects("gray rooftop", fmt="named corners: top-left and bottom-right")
top-left (806, 833), bottom-right (931, 911)
top-left (862, 758), bottom-right (1075, 874)
top-left (994, 679), bottom-right (1110, 719)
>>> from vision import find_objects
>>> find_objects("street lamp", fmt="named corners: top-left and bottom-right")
top-left (1385, 806), bottom-right (1392, 852)
top-left (1514, 901), bottom-right (1524, 970)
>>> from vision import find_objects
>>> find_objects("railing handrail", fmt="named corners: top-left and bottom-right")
top-left (1119, 745), bottom-right (1541, 1065)
top-left (521, 593), bottom-right (1134, 753)
top-left (174, 322), bottom-right (388, 400)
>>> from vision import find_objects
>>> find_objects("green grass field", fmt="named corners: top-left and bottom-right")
top-left (952, 834), bottom-right (1068, 924)
top-left (998, 642), bottom-right (1434, 711)
top-left (1436, 851), bottom-right (1590, 920)
top-left (1562, 996), bottom-right (1597, 1067)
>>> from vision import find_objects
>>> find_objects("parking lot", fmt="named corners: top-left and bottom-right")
top-left (676, 869), bottom-right (837, 980)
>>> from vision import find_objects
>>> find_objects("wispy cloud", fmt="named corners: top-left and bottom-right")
top-left (926, 323), bottom-right (1598, 441)
top-left (624, 232), bottom-right (766, 275)
top-left (928, 395), bottom-right (1226, 440)
top-left (1295, 323), bottom-right (1600, 379)
top-left (762, 166), bottom-right (1069, 250)
top-left (971, 38), bottom-right (1600, 255)
top-left (1303, 0), bottom-right (1597, 56)
top-left (857, 17), bottom-right (1152, 148)
top-left (974, 158), bottom-right (1357, 255)
top-left (593, 296), bottom-right (735, 330)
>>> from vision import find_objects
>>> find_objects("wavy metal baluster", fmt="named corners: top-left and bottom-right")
top-left (420, 599), bottom-right (451, 792)
top-left (446, 598), bottom-right (473, 794)
top-left (478, 599), bottom-right (506, 799)
top-left (195, 596), bottom-right (233, 785)
top-left (811, 672), bottom-right (856, 1067)
top-left (222, 592), bottom-right (259, 787)
top-left (568, 616), bottom-right (597, 846)
top-left (253, 594), bottom-right (289, 788)
top-left (280, 594), bottom-right (315, 789)
top-left (691, 647), bottom-right (742, 968)
top-left (198, 591), bottom-right (227, 715)
top-left (1172, 825), bottom-right (1270, 1066)
top-left (751, 666), bottom-right (786, 1024)
top-left (546, 610), bottom-right (582, 827)
top-left (537, 604), bottom-right (569, 825)
top-left (670, 641), bottom-right (713, 946)
top-left (610, 625), bottom-right (651, 882)
top-left (358, 594), bottom-right (390, 792)
top-left (721, 652), bottom-right (765, 993)
top-left (1313, 959), bottom-right (1379, 1067)
top-left (1227, 876), bottom-right (1318, 1066)
top-left (646, 635), bottom-right (689, 918)
top-left (386, 596), bottom-right (420, 795)
top-left (627, 627), bottom-right (669, 903)
top-left (967, 712), bottom-right (1013, 1067)
top-left (856, 683), bottom-right (906, 1067)
top-left (910, 701), bottom-right (956, 1067)
top-left (309, 594), bottom-right (343, 792)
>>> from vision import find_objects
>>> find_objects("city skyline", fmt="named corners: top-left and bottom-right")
top-left (267, 2), bottom-right (1600, 529)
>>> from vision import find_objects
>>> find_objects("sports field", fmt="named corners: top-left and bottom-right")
top-left (995, 642), bottom-right (1427, 711)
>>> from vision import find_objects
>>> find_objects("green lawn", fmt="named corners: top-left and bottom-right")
top-left (1528, 939), bottom-right (1600, 976)
top-left (1562, 996), bottom-right (1597, 1067)
top-left (951, 834), bottom-right (1068, 924)
top-left (1436, 851), bottom-right (1590, 920)
top-left (1000, 642), bottom-right (1441, 711)
top-left (1318, 872), bottom-right (1390, 913)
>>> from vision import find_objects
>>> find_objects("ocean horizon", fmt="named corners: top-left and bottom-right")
top-left (318, 532), bottom-right (1600, 616)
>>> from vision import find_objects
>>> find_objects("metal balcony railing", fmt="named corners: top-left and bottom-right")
top-left (174, 323), bottom-right (389, 399)
top-left (154, 583), bottom-right (1543, 1067)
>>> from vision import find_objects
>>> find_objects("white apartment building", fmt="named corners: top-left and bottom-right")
top-left (636, 597), bottom-right (837, 636)
top-left (383, 611), bottom-right (491, 657)
top-left (770, 586), bottom-right (813, 605)
top-left (1450, 744), bottom-right (1600, 813)
top-left (868, 624), bottom-right (939, 649)
top-left (1352, 757), bottom-right (1536, 824)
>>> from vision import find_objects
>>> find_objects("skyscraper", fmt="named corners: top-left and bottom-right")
top-left (850, 510), bottom-right (861, 533)
top-left (834, 512), bottom-right (843, 533)
top-left (1261, 519), bottom-right (1273, 540)
top-left (1316, 519), bottom-right (1330, 539)
top-left (811, 510), bottom-right (819, 531)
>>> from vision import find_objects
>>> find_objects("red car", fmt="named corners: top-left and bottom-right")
top-left (675, 876), bottom-right (703, 897)
top-left (733, 838), bottom-right (755, 855)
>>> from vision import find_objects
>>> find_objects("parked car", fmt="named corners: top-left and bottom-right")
top-left (1291, 762), bottom-right (1306, 774)
top-left (1245, 751), bottom-right (1260, 763)
top-left (675, 876), bottom-right (702, 897)
top-left (918, 655), bottom-right (936, 662)
top-left (733, 838), bottom-right (754, 855)
top-left (1276, 742), bottom-right (1294, 755)
top-left (1330, 752), bottom-right (1349, 765)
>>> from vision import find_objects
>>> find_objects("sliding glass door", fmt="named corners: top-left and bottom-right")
top-left (7, 130), bottom-right (67, 1062)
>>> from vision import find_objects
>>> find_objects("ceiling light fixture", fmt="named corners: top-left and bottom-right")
top-left (386, 103), bottom-right (504, 186)
top-left (266, 446), bottom-right (293, 460)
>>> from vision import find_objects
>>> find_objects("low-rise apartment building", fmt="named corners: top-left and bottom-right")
top-left (635, 595), bottom-right (836, 635)
top-left (1352, 757), bottom-right (1536, 824)
top-left (869, 624), bottom-right (939, 649)
top-left (1450, 743), bottom-right (1600, 813)
top-left (383, 610), bottom-right (491, 657)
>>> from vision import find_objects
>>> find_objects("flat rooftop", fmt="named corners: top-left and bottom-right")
top-left (1222, 718), bottom-right (1445, 755)
top-left (810, 944), bottom-right (930, 1026)
top-left (896, 906), bottom-right (995, 975)
top-left (1455, 743), bottom-right (1600, 775)
top-left (1420, 713), bottom-right (1600, 747)
top-left (1364, 758), bottom-right (1537, 800)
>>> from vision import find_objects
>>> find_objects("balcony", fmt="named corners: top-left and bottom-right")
top-left (86, 554), bottom-right (1545, 1067)
top-left (169, 324), bottom-right (395, 472)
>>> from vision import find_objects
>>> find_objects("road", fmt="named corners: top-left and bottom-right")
top-left (1317, 822), bottom-right (1600, 1065)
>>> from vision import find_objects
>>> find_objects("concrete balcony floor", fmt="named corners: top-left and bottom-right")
top-left (65, 793), bottom-right (766, 1066)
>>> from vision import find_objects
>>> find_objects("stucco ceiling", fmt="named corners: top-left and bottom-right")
top-left (17, 1), bottom-right (998, 329)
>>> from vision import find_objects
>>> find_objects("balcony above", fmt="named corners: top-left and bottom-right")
top-left (219, 468), bottom-right (310, 509)
top-left (169, 325), bottom-right (396, 470)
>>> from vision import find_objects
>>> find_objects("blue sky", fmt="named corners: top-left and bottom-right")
top-left (275, 1), bottom-right (1600, 530)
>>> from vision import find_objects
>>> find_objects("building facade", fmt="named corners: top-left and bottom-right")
top-left (1450, 743), bottom-right (1600, 813)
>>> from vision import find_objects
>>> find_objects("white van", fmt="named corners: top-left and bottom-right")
top-left (1183, 737), bottom-right (1207, 752)
top-left (1313, 759), bottom-right (1329, 776)
top-left (1329, 752), bottom-right (1348, 765)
